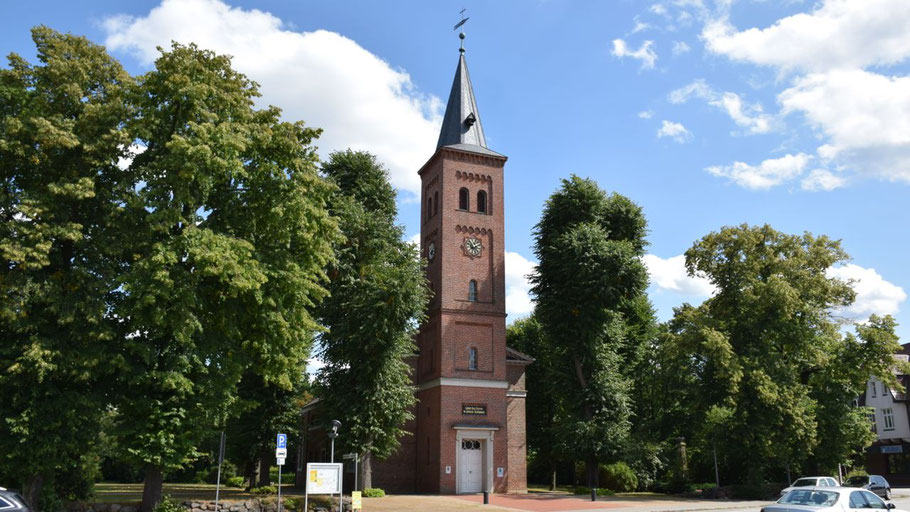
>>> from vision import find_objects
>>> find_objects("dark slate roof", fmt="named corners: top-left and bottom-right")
top-left (442, 143), bottom-right (505, 158)
top-left (506, 346), bottom-right (535, 365)
top-left (436, 50), bottom-right (487, 150)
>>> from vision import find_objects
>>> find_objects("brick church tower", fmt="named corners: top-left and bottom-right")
top-left (411, 33), bottom-right (531, 494)
top-left (302, 34), bottom-right (531, 496)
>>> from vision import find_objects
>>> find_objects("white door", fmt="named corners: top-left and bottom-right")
top-left (460, 439), bottom-right (483, 493)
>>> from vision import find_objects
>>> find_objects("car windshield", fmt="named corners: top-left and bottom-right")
top-left (793, 478), bottom-right (819, 487)
top-left (780, 490), bottom-right (839, 506)
top-left (846, 476), bottom-right (868, 486)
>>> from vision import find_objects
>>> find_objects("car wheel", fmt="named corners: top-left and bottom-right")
top-left (886, 488), bottom-right (892, 500)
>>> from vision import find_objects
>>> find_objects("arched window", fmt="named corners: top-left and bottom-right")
top-left (426, 197), bottom-right (432, 220)
top-left (459, 188), bottom-right (469, 210)
top-left (469, 347), bottom-right (478, 370)
top-left (477, 190), bottom-right (487, 213)
top-left (468, 280), bottom-right (477, 302)
top-left (434, 191), bottom-right (439, 215)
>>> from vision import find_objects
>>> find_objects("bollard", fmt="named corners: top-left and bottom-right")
top-left (591, 488), bottom-right (597, 502)
top-left (483, 491), bottom-right (489, 504)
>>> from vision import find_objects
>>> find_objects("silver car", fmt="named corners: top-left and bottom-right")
top-left (780, 476), bottom-right (840, 497)
top-left (763, 487), bottom-right (902, 512)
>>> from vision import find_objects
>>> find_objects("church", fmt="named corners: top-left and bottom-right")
top-left (299, 34), bottom-right (531, 495)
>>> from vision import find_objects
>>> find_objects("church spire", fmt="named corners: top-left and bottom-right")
top-left (436, 32), bottom-right (487, 150)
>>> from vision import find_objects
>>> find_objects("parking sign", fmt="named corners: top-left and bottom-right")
top-left (277, 433), bottom-right (287, 449)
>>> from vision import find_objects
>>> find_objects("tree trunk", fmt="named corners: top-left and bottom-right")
top-left (140, 465), bottom-right (163, 512)
top-left (550, 468), bottom-right (557, 491)
top-left (258, 450), bottom-right (271, 487)
top-left (23, 474), bottom-right (44, 512)
top-left (586, 457), bottom-right (599, 490)
top-left (246, 461), bottom-right (258, 491)
top-left (360, 452), bottom-right (372, 490)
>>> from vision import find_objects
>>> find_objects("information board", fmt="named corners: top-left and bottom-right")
top-left (305, 463), bottom-right (342, 494)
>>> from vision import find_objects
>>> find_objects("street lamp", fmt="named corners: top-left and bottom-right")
top-left (328, 419), bottom-right (342, 463)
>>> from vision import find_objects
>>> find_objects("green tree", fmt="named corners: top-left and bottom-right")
top-left (507, 315), bottom-right (563, 489)
top-left (224, 370), bottom-right (309, 488)
top-left (110, 43), bottom-right (337, 512)
top-left (0, 27), bottom-right (133, 511)
top-left (314, 150), bottom-right (430, 489)
top-left (662, 224), bottom-right (905, 484)
top-left (530, 175), bottom-right (652, 489)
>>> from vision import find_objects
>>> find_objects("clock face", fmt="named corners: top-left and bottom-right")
top-left (463, 237), bottom-right (482, 258)
top-left (427, 242), bottom-right (436, 262)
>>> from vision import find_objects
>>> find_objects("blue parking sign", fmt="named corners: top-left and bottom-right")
top-left (277, 433), bottom-right (287, 449)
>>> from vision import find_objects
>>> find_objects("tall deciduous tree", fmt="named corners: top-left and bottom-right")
top-left (530, 175), bottom-right (651, 490)
top-left (110, 43), bottom-right (338, 511)
top-left (663, 224), bottom-right (905, 484)
top-left (0, 27), bottom-right (133, 511)
top-left (315, 150), bottom-right (429, 489)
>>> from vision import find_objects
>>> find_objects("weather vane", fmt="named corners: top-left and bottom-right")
top-left (454, 8), bottom-right (469, 51)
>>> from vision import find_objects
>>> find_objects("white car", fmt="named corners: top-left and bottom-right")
top-left (763, 487), bottom-right (903, 512)
top-left (781, 476), bottom-right (840, 497)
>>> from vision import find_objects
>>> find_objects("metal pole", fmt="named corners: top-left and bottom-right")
top-left (330, 438), bottom-right (335, 512)
top-left (354, 454), bottom-right (358, 492)
top-left (214, 431), bottom-right (226, 512)
top-left (713, 443), bottom-right (720, 489)
top-left (277, 464), bottom-right (282, 512)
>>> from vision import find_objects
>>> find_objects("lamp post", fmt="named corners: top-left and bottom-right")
top-left (327, 420), bottom-right (342, 511)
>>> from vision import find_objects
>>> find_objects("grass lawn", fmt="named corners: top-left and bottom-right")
top-left (93, 483), bottom-right (305, 503)
top-left (526, 485), bottom-right (664, 498)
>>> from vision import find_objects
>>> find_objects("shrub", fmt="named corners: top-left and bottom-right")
top-left (362, 488), bottom-right (385, 498)
top-left (269, 468), bottom-right (296, 484)
top-left (282, 497), bottom-right (300, 511)
top-left (572, 486), bottom-right (615, 496)
top-left (153, 496), bottom-right (183, 512)
top-left (600, 462), bottom-right (638, 493)
top-left (846, 469), bottom-right (868, 479)
top-left (250, 486), bottom-right (278, 495)
top-left (226, 476), bottom-right (245, 488)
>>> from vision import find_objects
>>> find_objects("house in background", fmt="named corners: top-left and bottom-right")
top-left (863, 346), bottom-right (910, 485)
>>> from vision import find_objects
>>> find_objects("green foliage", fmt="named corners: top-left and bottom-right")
top-left (530, 175), bottom-right (655, 485)
top-left (282, 498), bottom-right (300, 511)
top-left (846, 468), bottom-right (868, 479)
top-left (225, 476), bottom-right (245, 488)
top-left (571, 486), bottom-right (615, 496)
top-left (250, 486), bottom-right (277, 495)
top-left (656, 224), bottom-right (907, 485)
top-left (315, 150), bottom-right (430, 472)
top-left (361, 488), bottom-right (385, 498)
top-left (0, 26), bottom-right (133, 510)
top-left (600, 462), bottom-right (638, 492)
top-left (152, 496), bottom-right (183, 512)
top-left (268, 468), bottom-right (295, 484)
top-left (0, 26), bottom-right (339, 511)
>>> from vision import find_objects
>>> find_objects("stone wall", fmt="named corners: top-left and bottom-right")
top-left (70, 498), bottom-right (346, 512)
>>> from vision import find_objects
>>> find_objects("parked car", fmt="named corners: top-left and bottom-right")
top-left (780, 476), bottom-right (840, 497)
top-left (0, 488), bottom-right (30, 512)
top-left (762, 487), bottom-right (902, 512)
top-left (844, 475), bottom-right (892, 500)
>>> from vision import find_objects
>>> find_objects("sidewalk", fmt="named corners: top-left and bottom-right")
top-left (360, 493), bottom-right (771, 512)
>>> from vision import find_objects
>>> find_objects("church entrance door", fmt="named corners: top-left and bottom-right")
top-left (460, 439), bottom-right (483, 493)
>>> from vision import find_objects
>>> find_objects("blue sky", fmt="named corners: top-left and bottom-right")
top-left (3, 0), bottom-right (908, 342)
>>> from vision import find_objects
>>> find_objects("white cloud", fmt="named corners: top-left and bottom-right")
top-left (669, 79), bottom-right (772, 134)
top-left (116, 143), bottom-right (147, 170)
top-left (612, 39), bottom-right (658, 69)
top-left (643, 254), bottom-right (716, 297)
top-left (505, 251), bottom-right (536, 317)
top-left (672, 41), bottom-right (691, 55)
top-left (657, 120), bottom-right (692, 143)
top-left (650, 4), bottom-right (668, 17)
top-left (102, 0), bottom-right (441, 198)
top-left (638, 110), bottom-right (655, 119)
top-left (779, 69), bottom-right (910, 183)
top-left (801, 169), bottom-right (846, 191)
top-left (306, 357), bottom-right (325, 375)
top-left (702, 0), bottom-right (910, 73)
top-left (706, 153), bottom-right (811, 189)
top-left (828, 264), bottom-right (907, 321)
top-left (631, 19), bottom-right (653, 34)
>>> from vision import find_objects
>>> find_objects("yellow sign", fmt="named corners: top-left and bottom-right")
top-left (309, 470), bottom-right (317, 482)
top-left (351, 491), bottom-right (362, 510)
